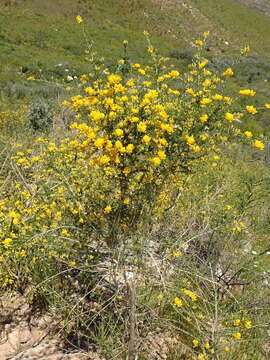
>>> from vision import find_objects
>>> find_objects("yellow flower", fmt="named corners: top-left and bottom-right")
top-left (181, 288), bottom-right (197, 301)
top-left (200, 134), bottom-right (207, 141)
top-left (244, 131), bottom-right (253, 139)
top-left (212, 94), bottom-right (223, 101)
top-left (126, 144), bottom-right (135, 153)
top-left (123, 167), bottom-right (131, 175)
top-left (94, 137), bottom-right (105, 149)
top-left (220, 135), bottom-right (228, 142)
top-left (233, 332), bottom-right (241, 340)
top-left (225, 112), bottom-right (234, 122)
top-left (142, 135), bottom-right (151, 144)
top-left (241, 45), bottom-right (250, 55)
top-left (157, 75), bottom-right (165, 82)
top-left (169, 70), bottom-right (180, 78)
top-left (192, 339), bottom-right (199, 348)
top-left (126, 79), bottom-right (135, 87)
top-left (61, 229), bottom-right (70, 237)
top-left (203, 79), bottom-right (211, 87)
top-left (143, 81), bottom-right (152, 87)
top-left (27, 76), bottom-right (35, 81)
top-left (199, 59), bottom-right (208, 69)
top-left (2, 238), bottom-right (12, 247)
top-left (186, 88), bottom-right (195, 96)
top-left (244, 320), bottom-right (252, 329)
top-left (157, 294), bottom-right (164, 301)
top-left (233, 319), bottom-right (241, 326)
top-left (200, 114), bottom-right (208, 123)
top-left (114, 128), bottom-right (124, 137)
top-left (90, 110), bottom-right (105, 122)
top-left (160, 123), bottom-right (173, 134)
top-left (246, 105), bottom-right (258, 115)
top-left (200, 98), bottom-right (212, 105)
top-left (99, 155), bottom-right (110, 165)
top-left (123, 40), bottom-right (128, 46)
top-left (157, 150), bottom-right (166, 160)
top-left (197, 354), bottom-right (204, 360)
top-left (108, 74), bottom-right (122, 85)
top-left (138, 68), bottom-right (146, 75)
top-left (76, 15), bottom-right (83, 24)
top-left (185, 135), bottom-right (195, 145)
top-left (194, 40), bottom-right (203, 46)
top-left (85, 87), bottom-right (96, 95)
top-left (159, 138), bottom-right (168, 147)
top-left (253, 140), bottom-right (264, 150)
top-left (8, 211), bottom-right (20, 224)
top-left (115, 141), bottom-right (125, 153)
top-left (150, 157), bottom-right (161, 166)
top-left (173, 251), bottom-right (181, 258)
top-left (137, 122), bottom-right (147, 132)
top-left (239, 89), bottom-right (256, 96)
top-left (174, 297), bottom-right (183, 307)
top-left (265, 104), bottom-right (270, 109)
top-left (123, 198), bottom-right (130, 205)
top-left (223, 96), bottom-right (233, 104)
top-left (104, 205), bottom-right (112, 214)
top-left (223, 67), bottom-right (234, 76)
top-left (192, 145), bottom-right (201, 153)
top-left (130, 116), bottom-right (139, 123)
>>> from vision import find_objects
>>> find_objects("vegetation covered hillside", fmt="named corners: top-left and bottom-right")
top-left (237, 0), bottom-right (270, 17)
top-left (1, 0), bottom-right (270, 129)
top-left (0, 1), bottom-right (270, 359)
top-left (2, 0), bottom-right (270, 82)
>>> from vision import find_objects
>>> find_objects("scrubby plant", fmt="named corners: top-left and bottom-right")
top-left (27, 98), bottom-right (53, 131)
top-left (0, 24), bottom-right (269, 359)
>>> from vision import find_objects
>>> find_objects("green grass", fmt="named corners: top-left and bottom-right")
top-left (1, 0), bottom-right (270, 87)
top-left (193, 0), bottom-right (270, 53)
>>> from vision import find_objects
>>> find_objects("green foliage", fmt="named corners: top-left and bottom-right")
top-left (27, 98), bottom-right (53, 131)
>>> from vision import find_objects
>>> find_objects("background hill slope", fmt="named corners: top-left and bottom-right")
top-left (1, 0), bottom-right (270, 121)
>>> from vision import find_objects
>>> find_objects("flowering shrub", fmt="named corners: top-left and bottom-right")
top-left (0, 29), bottom-right (269, 359)
top-left (1, 32), bottom-right (268, 283)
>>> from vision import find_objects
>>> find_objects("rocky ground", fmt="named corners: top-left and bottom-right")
top-left (0, 292), bottom-right (180, 360)
top-left (0, 293), bottom-right (105, 360)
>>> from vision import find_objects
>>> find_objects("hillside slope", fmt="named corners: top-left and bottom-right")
top-left (237, 0), bottom-right (270, 17)
top-left (1, 0), bottom-right (270, 98)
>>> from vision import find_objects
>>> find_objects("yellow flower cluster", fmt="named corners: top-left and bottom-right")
top-left (0, 33), bottom-right (267, 290)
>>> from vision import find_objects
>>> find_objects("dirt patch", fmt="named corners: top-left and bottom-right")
top-left (0, 293), bottom-right (105, 360)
